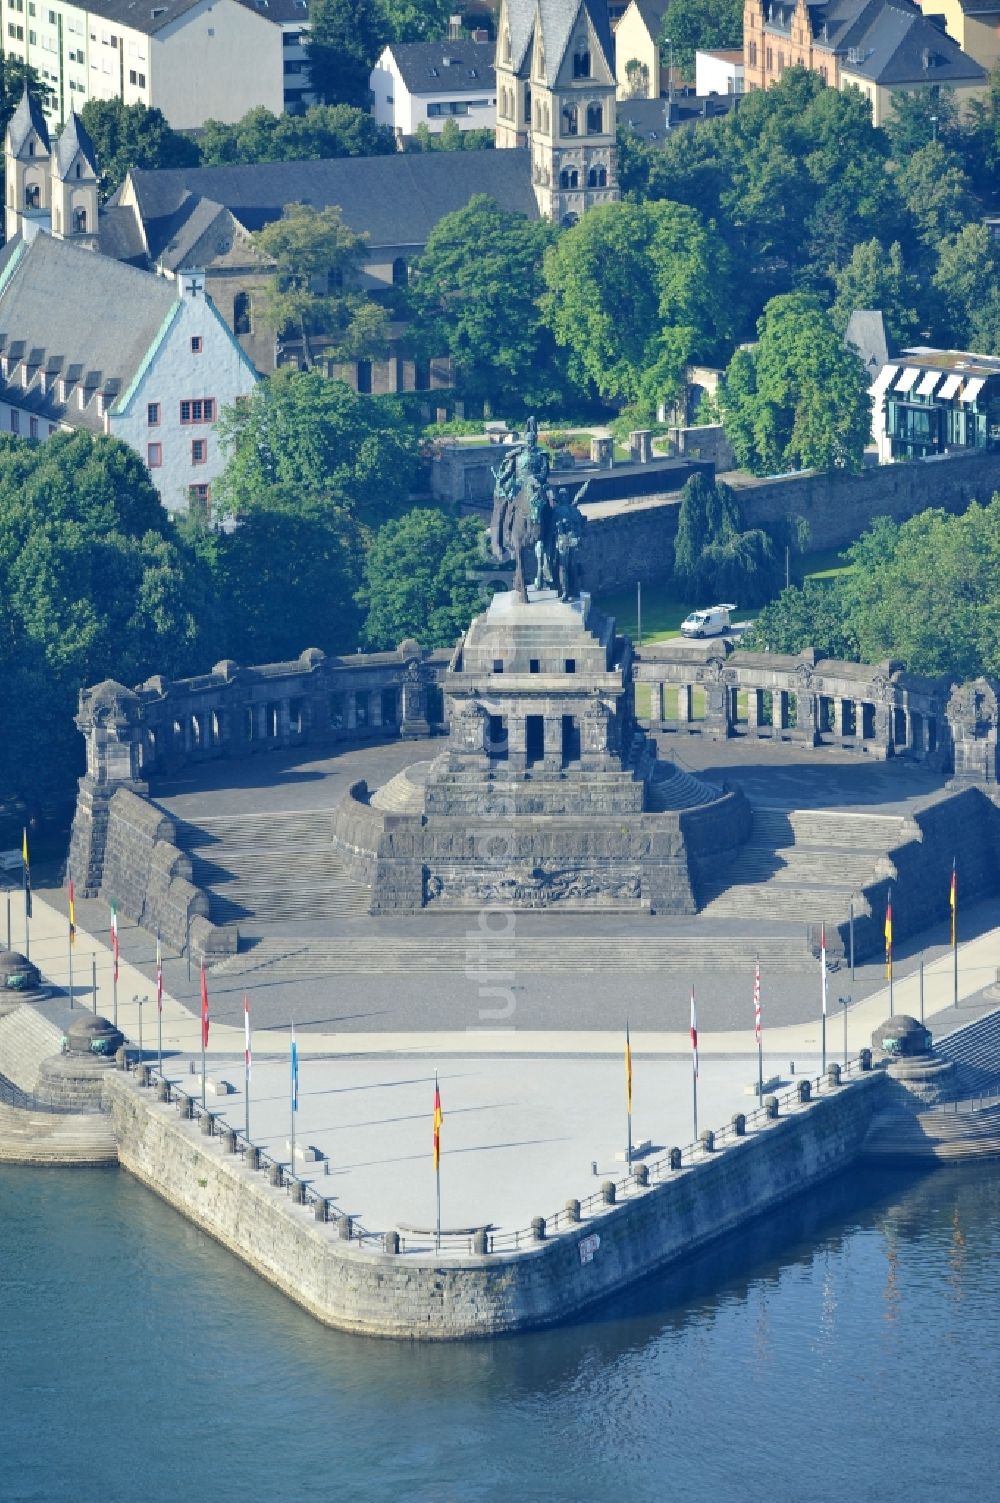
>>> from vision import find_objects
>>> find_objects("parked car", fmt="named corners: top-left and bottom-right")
top-left (680, 603), bottom-right (736, 638)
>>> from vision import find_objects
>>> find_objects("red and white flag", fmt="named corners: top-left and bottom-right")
top-left (200, 961), bottom-right (210, 1049)
top-left (754, 957), bottom-right (762, 1046)
top-left (155, 931), bottom-right (163, 1013)
top-left (244, 993), bottom-right (252, 1081)
top-left (110, 900), bottom-right (119, 984)
top-left (690, 988), bottom-right (699, 1079)
top-left (821, 922), bottom-right (828, 1018)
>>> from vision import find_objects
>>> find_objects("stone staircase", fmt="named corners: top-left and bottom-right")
top-left (863, 1101), bottom-right (1000, 1162)
top-left (647, 764), bottom-right (722, 811)
top-left (0, 1005), bottom-right (65, 1094)
top-left (697, 804), bottom-right (912, 924)
top-left (934, 1008), bottom-right (1000, 1093)
top-left (172, 809), bottom-right (371, 924)
top-left (371, 764), bottom-right (428, 815)
top-left (211, 931), bottom-right (811, 980)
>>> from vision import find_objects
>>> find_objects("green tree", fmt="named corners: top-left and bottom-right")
top-left (884, 88), bottom-right (960, 161)
top-left (831, 239), bottom-right (923, 347)
top-left (541, 199), bottom-right (733, 415)
top-left (198, 103), bottom-right (395, 165)
top-left (741, 578), bottom-right (857, 658)
top-left (721, 293), bottom-right (872, 475)
top-left (409, 194), bottom-right (565, 408)
top-left (673, 472), bottom-right (782, 604)
top-left (215, 369), bottom-right (418, 528)
top-left (78, 99), bottom-right (199, 198)
top-left (659, 0), bottom-right (742, 74)
top-left (381, 0), bottom-right (455, 41)
top-left (251, 202), bottom-right (389, 367)
top-left (407, 119), bottom-right (496, 150)
top-left (357, 509), bottom-right (487, 648)
top-left (0, 433), bottom-right (212, 806)
top-left (932, 223), bottom-right (1000, 350)
top-left (896, 141), bottom-right (976, 252)
top-left (307, 0), bottom-right (385, 107)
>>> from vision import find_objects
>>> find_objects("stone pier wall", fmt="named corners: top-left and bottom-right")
top-left (105, 1065), bottom-right (888, 1339)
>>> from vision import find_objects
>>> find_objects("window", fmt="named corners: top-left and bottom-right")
top-left (147, 401), bottom-right (160, 426)
top-left (72, 207), bottom-right (87, 233)
top-left (189, 482), bottom-right (210, 509)
top-left (749, 40), bottom-right (757, 65)
top-left (24, 183), bottom-right (40, 210)
top-left (147, 442), bottom-right (162, 467)
top-left (129, 69), bottom-right (137, 83)
top-left (562, 104), bottom-right (578, 135)
top-left (573, 48), bottom-right (590, 77)
top-left (391, 256), bottom-right (408, 287)
top-left (559, 166), bottom-right (579, 189)
top-left (191, 438), bottom-right (206, 464)
top-left (586, 102), bottom-right (603, 133)
top-left (137, 72), bottom-right (145, 87)
top-left (233, 291), bottom-right (252, 335)
top-left (587, 165), bottom-right (607, 187)
top-left (10, 410), bottom-right (19, 434)
top-left (190, 335), bottom-right (202, 353)
top-left (766, 46), bottom-right (773, 70)
top-left (179, 398), bottom-right (215, 423)
top-left (29, 416), bottom-right (38, 438)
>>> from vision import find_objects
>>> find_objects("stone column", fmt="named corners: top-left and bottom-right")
top-left (590, 436), bottom-right (612, 467)
top-left (775, 689), bottom-right (789, 732)
top-left (543, 714), bottom-right (562, 771)
top-left (747, 688), bottom-right (763, 736)
top-left (650, 682), bottom-right (665, 723)
top-left (797, 692), bottom-right (819, 746)
top-left (370, 690), bottom-right (383, 729)
top-left (677, 683), bottom-right (691, 725)
top-left (874, 701), bottom-right (893, 756)
top-left (507, 715), bottom-right (527, 773)
top-left (346, 694), bottom-right (357, 731)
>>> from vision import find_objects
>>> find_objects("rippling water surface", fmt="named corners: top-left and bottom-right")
top-left (2, 1163), bottom-right (999, 1503)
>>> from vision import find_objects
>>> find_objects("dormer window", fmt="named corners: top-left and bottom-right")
top-left (573, 47), bottom-right (591, 77)
top-left (24, 183), bottom-right (40, 210)
top-left (73, 207), bottom-right (87, 233)
top-left (75, 162), bottom-right (82, 178)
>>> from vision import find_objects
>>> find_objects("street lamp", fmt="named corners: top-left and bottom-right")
top-left (838, 995), bottom-right (851, 1068)
top-left (664, 38), bottom-right (674, 130)
top-left (929, 114), bottom-right (938, 143)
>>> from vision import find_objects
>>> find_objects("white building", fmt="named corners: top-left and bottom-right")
top-left (695, 49), bottom-right (744, 97)
top-left (1, 0), bottom-right (312, 131)
top-left (0, 97), bottom-right (258, 513)
top-left (370, 37), bottom-right (496, 137)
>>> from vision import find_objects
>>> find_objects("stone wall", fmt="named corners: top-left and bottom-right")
top-left (105, 1064), bottom-right (888, 1339)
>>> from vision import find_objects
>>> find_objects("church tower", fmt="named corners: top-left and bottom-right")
top-left (50, 112), bottom-right (100, 248)
top-left (495, 0), bottom-right (619, 225)
top-left (4, 88), bottom-right (51, 244)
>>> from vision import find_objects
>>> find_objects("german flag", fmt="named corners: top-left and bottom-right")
top-left (884, 893), bottom-right (893, 981)
top-left (433, 1073), bottom-right (443, 1172)
top-left (950, 859), bottom-right (957, 949)
top-left (22, 828), bottom-right (31, 920)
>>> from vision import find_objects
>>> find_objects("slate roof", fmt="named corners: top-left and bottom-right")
top-left (98, 203), bottom-right (151, 264)
top-left (126, 148), bottom-right (538, 262)
top-left (836, 1), bottom-right (985, 83)
top-left (0, 233), bottom-right (177, 432)
top-left (617, 92), bottom-right (738, 140)
top-left (505, 0), bottom-right (615, 83)
top-left (53, 111), bottom-right (98, 178)
top-left (845, 309), bottom-right (890, 372)
top-left (384, 38), bottom-right (495, 95)
top-left (80, 0), bottom-right (305, 35)
top-left (628, 0), bottom-right (668, 39)
top-left (7, 89), bottom-right (49, 157)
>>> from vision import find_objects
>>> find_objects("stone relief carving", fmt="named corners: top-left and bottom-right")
top-left (425, 865), bottom-right (642, 906)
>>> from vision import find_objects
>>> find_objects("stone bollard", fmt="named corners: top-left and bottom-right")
top-left (292, 1180), bottom-right (307, 1205)
top-left (634, 1163), bottom-right (650, 1187)
top-left (565, 1198), bottom-right (581, 1223)
top-left (176, 1093), bottom-right (192, 1119)
top-left (314, 1197), bottom-right (328, 1223)
top-left (827, 1063), bottom-right (842, 1088)
top-left (531, 1216), bottom-right (546, 1242)
top-left (668, 1147), bottom-right (682, 1171)
top-left (246, 1145), bottom-right (260, 1170)
top-left (700, 1129), bottom-right (715, 1153)
top-left (158, 1079), bottom-right (171, 1103)
top-left (385, 1229), bottom-right (401, 1254)
top-left (269, 1163), bottom-right (283, 1188)
top-left (629, 429), bottom-right (653, 463)
top-left (116, 1046), bottom-right (128, 1071)
top-left (590, 435), bottom-right (613, 467)
top-left (137, 1063), bottom-right (150, 1088)
top-left (764, 1095), bottom-right (779, 1119)
top-left (797, 1080), bottom-right (811, 1103)
top-left (223, 1129), bottom-right (237, 1155)
top-left (200, 1112), bottom-right (214, 1136)
top-left (472, 1228), bottom-right (489, 1255)
top-left (338, 1215), bottom-right (353, 1241)
top-left (859, 1047), bottom-right (872, 1072)
top-left (601, 1179), bottom-right (616, 1205)
top-left (732, 1112), bottom-right (746, 1137)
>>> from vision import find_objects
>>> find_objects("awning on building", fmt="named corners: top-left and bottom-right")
top-left (959, 376), bottom-right (986, 404)
top-left (870, 364), bottom-right (898, 395)
top-left (894, 367), bottom-right (920, 393)
top-left (915, 370), bottom-right (943, 398)
top-left (937, 374), bottom-right (962, 400)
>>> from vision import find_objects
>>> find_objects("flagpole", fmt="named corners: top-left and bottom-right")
top-left (887, 887), bottom-right (894, 1019)
top-left (820, 922), bottom-right (827, 1075)
top-left (91, 955), bottom-right (97, 1016)
top-left (200, 961), bottom-right (208, 1110)
top-left (754, 955), bottom-right (762, 1101)
top-left (952, 858), bottom-right (958, 1009)
top-left (22, 829), bottom-right (30, 960)
top-left (434, 1068), bottom-right (442, 1252)
top-left (690, 988), bottom-right (699, 1143)
top-left (289, 1025), bottom-right (296, 1175)
top-left (244, 993), bottom-right (251, 1142)
top-left (625, 1020), bottom-right (632, 1169)
top-left (67, 919), bottom-right (74, 1010)
top-left (111, 900), bottom-right (119, 1029)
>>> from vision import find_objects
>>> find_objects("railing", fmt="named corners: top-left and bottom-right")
top-left (119, 1048), bottom-right (877, 1261)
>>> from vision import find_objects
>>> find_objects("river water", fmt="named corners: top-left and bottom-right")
top-left (2, 1162), bottom-right (998, 1503)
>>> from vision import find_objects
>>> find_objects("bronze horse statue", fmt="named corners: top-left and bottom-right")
top-left (489, 417), bottom-right (554, 603)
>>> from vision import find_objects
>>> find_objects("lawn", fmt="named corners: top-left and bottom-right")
top-left (595, 547), bottom-right (854, 643)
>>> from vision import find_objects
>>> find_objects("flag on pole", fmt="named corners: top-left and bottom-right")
top-left (22, 828), bottom-right (31, 919)
top-left (754, 957), bottom-right (761, 1045)
top-left (433, 1074), bottom-right (443, 1171)
top-left (200, 961), bottom-right (209, 1048)
top-left (950, 858), bottom-right (957, 948)
top-left (110, 900), bottom-right (119, 984)
top-left (67, 874), bottom-right (76, 946)
top-left (884, 895), bottom-right (893, 981)
top-left (690, 988), bottom-right (699, 1078)
top-left (625, 1020), bottom-right (633, 1115)
top-left (821, 922), bottom-right (828, 1016)
top-left (155, 931), bottom-right (163, 1012)
top-left (244, 994), bottom-right (252, 1080)
top-left (290, 1025), bottom-right (298, 1113)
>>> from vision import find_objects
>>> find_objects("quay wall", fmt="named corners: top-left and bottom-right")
top-left (105, 1066), bottom-right (888, 1340)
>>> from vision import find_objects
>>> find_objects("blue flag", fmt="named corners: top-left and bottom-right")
top-left (291, 1029), bottom-right (298, 1113)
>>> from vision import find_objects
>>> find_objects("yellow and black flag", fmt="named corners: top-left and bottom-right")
top-left (885, 893), bottom-right (893, 981)
top-left (21, 827), bottom-right (31, 920)
top-left (950, 858), bottom-right (957, 949)
top-left (67, 874), bottom-right (76, 947)
top-left (625, 1021), bottom-right (633, 1116)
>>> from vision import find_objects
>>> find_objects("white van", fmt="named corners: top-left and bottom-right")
top-left (680, 603), bottom-right (736, 638)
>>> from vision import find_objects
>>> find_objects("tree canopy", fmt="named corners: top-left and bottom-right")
top-left (659, 0), bottom-right (742, 74)
top-left (542, 198), bottom-right (733, 416)
top-left (673, 472), bottom-right (782, 605)
top-left (79, 99), bottom-right (199, 198)
top-left (357, 508), bottom-right (487, 649)
top-left (307, 0), bottom-right (385, 107)
top-left (721, 293), bottom-right (872, 475)
top-left (198, 104), bottom-right (395, 166)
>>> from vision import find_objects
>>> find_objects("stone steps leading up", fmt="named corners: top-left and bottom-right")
top-left (647, 768), bottom-right (723, 810)
top-left (864, 1103), bottom-right (1000, 1161)
top-left (0, 1005), bottom-right (65, 1094)
top-left (750, 807), bottom-right (912, 850)
top-left (0, 1100), bottom-right (117, 1164)
top-left (210, 933), bottom-right (810, 980)
top-left (371, 770), bottom-right (426, 814)
top-left (935, 1009), bottom-right (1000, 1092)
